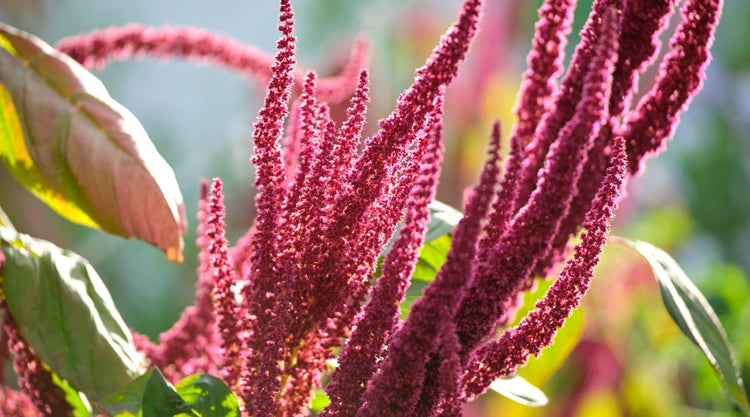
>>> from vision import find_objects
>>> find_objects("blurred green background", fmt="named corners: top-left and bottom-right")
top-left (1, 0), bottom-right (749, 415)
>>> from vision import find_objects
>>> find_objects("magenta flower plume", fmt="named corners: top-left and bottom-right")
top-left (462, 134), bottom-right (627, 400)
top-left (620, 0), bottom-right (723, 174)
top-left (454, 5), bottom-right (621, 360)
top-left (323, 105), bottom-right (445, 417)
top-left (1, 304), bottom-right (73, 417)
top-left (512, 0), bottom-right (575, 146)
top-left (238, 0), bottom-right (296, 413)
top-left (150, 180), bottom-right (219, 382)
top-left (359, 122), bottom-right (505, 417)
top-left (206, 178), bottom-right (242, 389)
top-left (55, 24), bottom-right (367, 103)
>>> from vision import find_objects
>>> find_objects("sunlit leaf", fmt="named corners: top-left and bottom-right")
top-left (0, 226), bottom-right (145, 401)
top-left (174, 374), bottom-right (240, 417)
top-left (614, 237), bottom-right (750, 415)
top-left (0, 22), bottom-right (186, 262)
top-left (309, 389), bottom-right (330, 412)
top-left (488, 374), bottom-right (549, 407)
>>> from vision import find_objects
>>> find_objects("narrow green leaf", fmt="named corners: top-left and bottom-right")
top-left (174, 374), bottom-right (240, 417)
top-left (142, 368), bottom-right (196, 417)
top-left (614, 237), bottom-right (750, 415)
top-left (488, 375), bottom-right (549, 407)
top-left (97, 369), bottom-right (154, 417)
top-left (0, 227), bottom-right (145, 400)
top-left (0, 23), bottom-right (186, 262)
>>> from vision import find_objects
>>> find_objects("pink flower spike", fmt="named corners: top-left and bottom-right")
top-left (323, 111), bottom-right (444, 417)
top-left (205, 178), bottom-right (243, 389)
top-left (513, 0), bottom-right (622, 214)
top-left (410, 122), bottom-right (507, 416)
top-left (454, 5), bottom-right (621, 361)
top-left (333, 69), bottom-right (370, 183)
top-left (609, 0), bottom-right (679, 117)
top-left (240, 0), bottom-right (296, 411)
top-left (621, 0), bottom-right (723, 174)
top-left (152, 179), bottom-right (219, 382)
top-left (513, 0), bottom-right (576, 147)
top-left (462, 134), bottom-right (627, 400)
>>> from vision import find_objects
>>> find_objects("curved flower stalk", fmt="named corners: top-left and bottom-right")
top-left (55, 24), bottom-right (368, 103)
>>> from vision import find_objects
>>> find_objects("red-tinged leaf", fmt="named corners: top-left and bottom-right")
top-left (0, 23), bottom-right (186, 262)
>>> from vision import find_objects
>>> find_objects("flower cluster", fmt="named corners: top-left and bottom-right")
top-left (1, 0), bottom-right (722, 415)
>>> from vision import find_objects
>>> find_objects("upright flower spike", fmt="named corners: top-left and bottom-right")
top-left (152, 180), bottom-right (218, 382)
top-left (621, 0), bottom-right (723, 174)
top-left (462, 135), bottom-right (627, 400)
top-left (531, 0), bottom-right (679, 279)
top-left (1, 304), bottom-right (73, 417)
top-left (323, 107), bottom-right (444, 417)
top-left (206, 178), bottom-right (243, 389)
top-left (513, 0), bottom-right (621, 214)
top-left (454, 6), bottom-right (620, 361)
top-left (333, 69), bottom-right (370, 184)
top-left (303, 0), bottom-right (483, 351)
top-left (239, 0), bottom-right (296, 412)
top-left (399, 122), bottom-right (506, 417)
top-left (512, 0), bottom-right (576, 147)
top-left (608, 0), bottom-right (678, 118)
top-left (55, 24), bottom-right (366, 103)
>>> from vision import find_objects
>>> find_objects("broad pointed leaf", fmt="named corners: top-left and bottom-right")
top-left (174, 374), bottom-right (240, 417)
top-left (142, 368), bottom-right (196, 417)
top-left (98, 369), bottom-right (154, 417)
top-left (615, 237), bottom-right (750, 415)
top-left (0, 226), bottom-right (145, 400)
top-left (0, 23), bottom-right (186, 262)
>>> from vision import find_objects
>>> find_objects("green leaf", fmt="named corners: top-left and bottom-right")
top-left (0, 226), bottom-right (145, 401)
top-left (50, 368), bottom-right (93, 417)
top-left (381, 201), bottom-right (462, 256)
top-left (309, 388), bottom-right (330, 412)
top-left (142, 368), bottom-right (196, 417)
top-left (104, 369), bottom-right (240, 417)
top-left (614, 237), bottom-right (750, 415)
top-left (423, 200), bottom-right (462, 243)
top-left (97, 369), bottom-right (154, 417)
top-left (399, 234), bottom-right (451, 318)
top-left (488, 374), bottom-right (549, 407)
top-left (0, 23), bottom-right (186, 262)
top-left (173, 373), bottom-right (240, 417)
